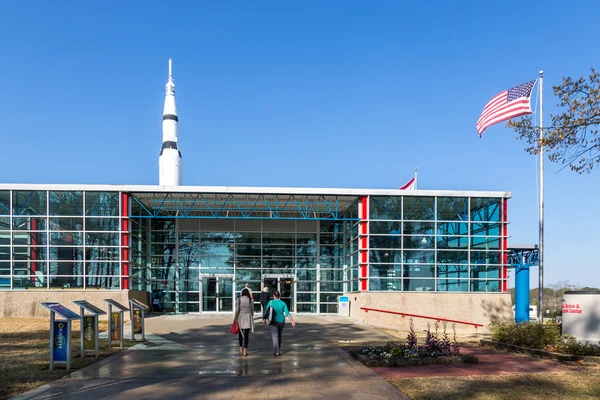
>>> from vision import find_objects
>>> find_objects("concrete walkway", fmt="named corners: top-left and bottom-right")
top-left (13, 315), bottom-right (408, 400)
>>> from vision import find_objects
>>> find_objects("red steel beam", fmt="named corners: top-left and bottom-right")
top-left (360, 307), bottom-right (483, 328)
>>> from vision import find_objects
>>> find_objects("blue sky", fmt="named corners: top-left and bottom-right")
top-left (1, 1), bottom-right (598, 287)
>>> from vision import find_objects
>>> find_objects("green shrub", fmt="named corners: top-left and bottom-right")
top-left (490, 321), bottom-right (561, 349)
top-left (558, 336), bottom-right (600, 356)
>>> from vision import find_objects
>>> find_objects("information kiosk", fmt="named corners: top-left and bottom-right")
top-left (73, 301), bottom-right (106, 359)
top-left (128, 299), bottom-right (149, 341)
top-left (41, 302), bottom-right (80, 371)
top-left (104, 299), bottom-right (129, 349)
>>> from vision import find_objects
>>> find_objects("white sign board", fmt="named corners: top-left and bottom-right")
top-left (561, 291), bottom-right (600, 343)
top-left (338, 296), bottom-right (350, 317)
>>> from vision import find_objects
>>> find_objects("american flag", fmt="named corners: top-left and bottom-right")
top-left (476, 80), bottom-right (536, 136)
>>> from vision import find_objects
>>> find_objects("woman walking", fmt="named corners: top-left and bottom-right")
top-left (263, 290), bottom-right (295, 356)
top-left (234, 288), bottom-right (254, 356)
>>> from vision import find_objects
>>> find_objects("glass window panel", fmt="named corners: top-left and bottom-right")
top-left (297, 257), bottom-right (317, 269)
top-left (297, 304), bottom-right (317, 313)
top-left (437, 264), bottom-right (469, 279)
top-left (297, 293), bottom-right (317, 302)
top-left (235, 232), bottom-right (261, 243)
top-left (236, 258), bottom-right (261, 269)
top-left (297, 244), bottom-right (317, 257)
top-left (236, 244), bottom-right (261, 256)
top-left (13, 217), bottom-right (46, 231)
top-left (151, 243), bottom-right (176, 255)
top-left (471, 237), bottom-right (501, 250)
top-left (404, 250), bottom-right (435, 264)
top-left (49, 191), bottom-right (83, 216)
top-left (404, 197), bottom-right (434, 221)
top-left (320, 221), bottom-right (344, 234)
top-left (369, 221), bottom-right (402, 235)
top-left (13, 275), bottom-right (46, 289)
top-left (437, 222), bottom-right (468, 236)
top-left (200, 256), bottom-right (234, 268)
top-left (50, 232), bottom-right (83, 246)
top-left (297, 269), bottom-right (317, 280)
top-left (0, 191), bottom-right (9, 215)
top-left (0, 262), bottom-right (10, 275)
top-left (470, 280), bottom-right (500, 292)
top-left (85, 262), bottom-right (120, 275)
top-left (13, 261), bottom-right (47, 275)
top-left (85, 232), bottom-right (120, 246)
top-left (202, 232), bottom-right (235, 244)
top-left (369, 264), bottom-right (402, 278)
top-left (86, 218), bottom-right (120, 231)
top-left (471, 222), bottom-right (501, 237)
top-left (403, 236), bottom-right (435, 249)
top-left (13, 232), bottom-right (47, 246)
top-left (86, 276), bottom-right (120, 289)
top-left (236, 269), bottom-right (262, 281)
top-left (437, 235), bottom-right (469, 250)
top-left (320, 269), bottom-right (343, 281)
top-left (437, 279), bottom-right (468, 292)
top-left (297, 282), bottom-right (316, 291)
top-left (262, 233), bottom-right (295, 244)
top-left (470, 266), bottom-right (501, 279)
top-left (49, 275), bottom-right (84, 289)
top-left (438, 250), bottom-right (468, 265)
top-left (151, 220), bottom-right (175, 231)
top-left (319, 234), bottom-right (343, 245)
top-left (49, 217), bottom-right (83, 231)
top-left (320, 304), bottom-right (339, 313)
top-left (178, 268), bottom-right (199, 281)
top-left (319, 245), bottom-right (340, 257)
top-left (370, 196), bottom-right (402, 220)
top-left (471, 251), bottom-right (502, 265)
top-left (151, 231), bottom-right (176, 242)
top-left (403, 265), bottom-right (435, 278)
top-left (351, 280), bottom-right (359, 292)
top-left (297, 233), bottom-right (317, 245)
top-left (202, 243), bottom-right (235, 258)
top-left (85, 192), bottom-right (119, 216)
top-left (320, 281), bottom-right (342, 291)
top-left (263, 246), bottom-right (293, 258)
top-left (179, 232), bottom-right (200, 243)
top-left (48, 246), bottom-right (84, 261)
top-left (403, 222), bottom-right (435, 235)
top-left (0, 217), bottom-right (10, 230)
top-left (369, 279), bottom-right (401, 291)
top-left (370, 236), bottom-right (402, 249)
top-left (179, 303), bottom-right (199, 312)
top-left (320, 292), bottom-right (340, 302)
top-left (471, 198), bottom-right (501, 222)
top-left (49, 261), bottom-right (84, 275)
top-left (403, 278), bottom-right (435, 291)
top-left (179, 257), bottom-right (200, 269)
top-left (0, 246), bottom-right (9, 261)
top-left (369, 250), bottom-right (402, 263)
top-left (319, 257), bottom-right (343, 269)
top-left (0, 277), bottom-right (10, 290)
top-left (178, 244), bottom-right (201, 258)
top-left (14, 191), bottom-right (46, 215)
top-left (437, 197), bottom-right (468, 221)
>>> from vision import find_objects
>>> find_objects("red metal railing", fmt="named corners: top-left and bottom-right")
top-left (360, 307), bottom-right (483, 329)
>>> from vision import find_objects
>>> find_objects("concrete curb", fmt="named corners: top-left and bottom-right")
top-left (480, 339), bottom-right (600, 364)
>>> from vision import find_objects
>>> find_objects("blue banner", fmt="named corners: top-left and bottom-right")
top-left (53, 321), bottom-right (68, 362)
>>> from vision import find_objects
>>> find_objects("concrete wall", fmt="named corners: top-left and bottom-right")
top-left (349, 292), bottom-right (513, 334)
top-left (0, 291), bottom-right (136, 321)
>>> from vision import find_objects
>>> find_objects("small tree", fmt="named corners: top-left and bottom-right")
top-left (508, 68), bottom-right (600, 173)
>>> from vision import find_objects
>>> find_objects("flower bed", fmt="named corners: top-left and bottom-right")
top-left (349, 319), bottom-right (479, 367)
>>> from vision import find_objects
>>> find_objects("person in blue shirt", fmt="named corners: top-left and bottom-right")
top-left (263, 290), bottom-right (296, 356)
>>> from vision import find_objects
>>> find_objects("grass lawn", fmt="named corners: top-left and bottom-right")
top-left (390, 365), bottom-right (600, 400)
top-left (0, 318), bottom-right (137, 400)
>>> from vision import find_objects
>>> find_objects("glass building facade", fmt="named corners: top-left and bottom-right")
top-left (0, 187), bottom-right (509, 314)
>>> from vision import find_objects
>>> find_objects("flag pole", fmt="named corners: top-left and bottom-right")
top-left (414, 167), bottom-right (418, 189)
top-left (538, 70), bottom-right (544, 323)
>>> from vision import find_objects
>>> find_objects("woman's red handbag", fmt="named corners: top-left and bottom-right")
top-left (230, 320), bottom-right (239, 334)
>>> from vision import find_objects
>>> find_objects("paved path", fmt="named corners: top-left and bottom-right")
top-left (371, 347), bottom-right (567, 379)
top-left (14, 315), bottom-right (408, 400)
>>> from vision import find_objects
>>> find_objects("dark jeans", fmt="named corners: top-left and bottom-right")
top-left (238, 328), bottom-right (250, 349)
top-left (269, 322), bottom-right (285, 354)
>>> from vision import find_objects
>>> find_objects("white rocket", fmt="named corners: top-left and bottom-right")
top-left (159, 59), bottom-right (182, 186)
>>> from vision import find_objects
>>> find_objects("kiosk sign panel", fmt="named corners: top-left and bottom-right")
top-left (83, 316), bottom-right (96, 351)
top-left (46, 303), bottom-right (80, 320)
top-left (133, 309), bottom-right (142, 333)
top-left (53, 321), bottom-right (68, 362)
top-left (111, 312), bottom-right (122, 341)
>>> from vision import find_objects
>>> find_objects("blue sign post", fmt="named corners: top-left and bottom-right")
top-left (41, 302), bottom-right (80, 371)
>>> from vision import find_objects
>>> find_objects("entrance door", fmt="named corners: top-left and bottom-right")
top-left (263, 276), bottom-right (294, 312)
top-left (202, 276), bottom-right (233, 312)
